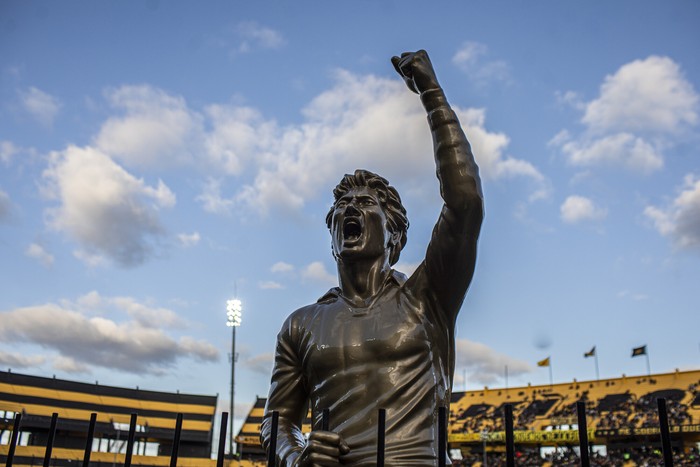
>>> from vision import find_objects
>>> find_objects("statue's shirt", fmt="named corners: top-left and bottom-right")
top-left (271, 266), bottom-right (455, 466)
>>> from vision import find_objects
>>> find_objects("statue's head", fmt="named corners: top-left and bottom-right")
top-left (326, 169), bottom-right (409, 266)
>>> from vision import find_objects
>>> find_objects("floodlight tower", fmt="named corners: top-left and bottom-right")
top-left (226, 299), bottom-right (242, 456)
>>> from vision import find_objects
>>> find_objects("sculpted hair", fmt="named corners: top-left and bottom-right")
top-left (326, 169), bottom-right (409, 265)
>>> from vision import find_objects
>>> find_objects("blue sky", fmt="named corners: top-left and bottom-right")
top-left (1, 0), bottom-right (699, 437)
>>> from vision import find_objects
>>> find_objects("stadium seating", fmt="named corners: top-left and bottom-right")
top-left (237, 369), bottom-right (700, 465)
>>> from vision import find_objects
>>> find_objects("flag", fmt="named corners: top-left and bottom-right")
top-left (584, 346), bottom-right (596, 358)
top-left (537, 357), bottom-right (550, 367)
top-left (632, 345), bottom-right (647, 357)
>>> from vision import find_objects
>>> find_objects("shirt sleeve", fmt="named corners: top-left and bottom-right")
top-left (260, 316), bottom-right (308, 467)
top-left (420, 89), bottom-right (484, 323)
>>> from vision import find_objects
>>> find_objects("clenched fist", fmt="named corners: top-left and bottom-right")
top-left (391, 49), bottom-right (441, 95)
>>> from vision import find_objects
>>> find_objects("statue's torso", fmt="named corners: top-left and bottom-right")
top-left (288, 270), bottom-right (452, 465)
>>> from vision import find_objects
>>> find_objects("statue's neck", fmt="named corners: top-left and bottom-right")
top-left (337, 257), bottom-right (392, 307)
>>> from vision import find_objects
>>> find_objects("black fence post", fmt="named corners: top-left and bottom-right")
top-left (6, 411), bottom-right (22, 467)
top-left (657, 398), bottom-right (674, 467)
top-left (438, 406), bottom-right (447, 467)
top-left (42, 413), bottom-right (58, 467)
top-left (169, 413), bottom-right (183, 467)
top-left (267, 411), bottom-right (279, 467)
top-left (377, 408), bottom-right (386, 467)
top-left (124, 413), bottom-right (137, 467)
top-left (576, 401), bottom-right (590, 467)
top-left (82, 412), bottom-right (97, 467)
top-left (504, 404), bottom-right (514, 467)
top-left (216, 412), bottom-right (228, 467)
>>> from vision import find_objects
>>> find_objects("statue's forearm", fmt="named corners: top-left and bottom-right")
top-left (421, 88), bottom-right (483, 212)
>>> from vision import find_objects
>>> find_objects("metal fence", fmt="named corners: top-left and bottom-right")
top-left (3, 398), bottom-right (679, 466)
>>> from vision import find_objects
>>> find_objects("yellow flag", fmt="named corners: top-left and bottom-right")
top-left (537, 357), bottom-right (550, 367)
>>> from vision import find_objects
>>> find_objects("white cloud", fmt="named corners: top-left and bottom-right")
top-left (455, 339), bottom-right (531, 386)
top-left (1, 140), bottom-right (19, 164)
top-left (72, 72), bottom-right (538, 221)
top-left (0, 351), bottom-right (45, 369)
top-left (196, 177), bottom-right (235, 214)
top-left (559, 133), bottom-right (663, 174)
top-left (96, 85), bottom-right (204, 169)
top-left (26, 243), bottom-right (55, 267)
top-left (236, 21), bottom-right (286, 53)
top-left (204, 105), bottom-right (273, 175)
top-left (552, 56), bottom-right (698, 174)
top-left (0, 295), bottom-right (218, 374)
top-left (555, 90), bottom-right (585, 110)
top-left (42, 145), bottom-right (175, 267)
top-left (64, 291), bottom-right (186, 329)
top-left (178, 336), bottom-right (219, 360)
top-left (53, 356), bottom-right (90, 374)
top-left (20, 86), bottom-right (61, 127)
top-left (452, 41), bottom-right (511, 88)
top-left (178, 231), bottom-right (200, 247)
top-left (259, 281), bottom-right (284, 290)
top-left (583, 56), bottom-right (698, 134)
top-left (234, 70), bottom-right (542, 214)
top-left (75, 290), bottom-right (102, 309)
top-left (301, 261), bottom-right (336, 285)
top-left (111, 296), bottom-right (186, 329)
top-left (0, 188), bottom-right (11, 222)
top-left (560, 195), bottom-right (608, 224)
top-left (271, 261), bottom-right (294, 273)
top-left (72, 249), bottom-right (107, 267)
top-left (94, 86), bottom-right (270, 177)
top-left (645, 174), bottom-right (700, 250)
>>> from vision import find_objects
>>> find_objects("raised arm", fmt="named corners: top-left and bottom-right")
top-left (392, 50), bottom-right (484, 318)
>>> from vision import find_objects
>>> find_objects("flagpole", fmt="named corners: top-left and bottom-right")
top-left (594, 352), bottom-right (600, 381)
top-left (549, 361), bottom-right (553, 387)
top-left (645, 351), bottom-right (651, 376)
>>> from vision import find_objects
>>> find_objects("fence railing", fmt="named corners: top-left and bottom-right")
top-left (2, 397), bottom-right (680, 466)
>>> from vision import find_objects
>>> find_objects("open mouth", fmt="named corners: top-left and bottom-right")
top-left (343, 218), bottom-right (362, 241)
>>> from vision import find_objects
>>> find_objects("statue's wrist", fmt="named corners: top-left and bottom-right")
top-left (420, 87), bottom-right (447, 111)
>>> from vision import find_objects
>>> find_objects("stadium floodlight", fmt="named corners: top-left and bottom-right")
top-left (226, 298), bottom-right (242, 457)
top-left (226, 299), bottom-right (242, 327)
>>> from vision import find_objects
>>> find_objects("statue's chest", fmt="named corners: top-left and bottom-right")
top-left (302, 294), bottom-right (431, 378)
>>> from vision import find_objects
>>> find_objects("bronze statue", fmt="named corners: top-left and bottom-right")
top-left (261, 50), bottom-right (484, 466)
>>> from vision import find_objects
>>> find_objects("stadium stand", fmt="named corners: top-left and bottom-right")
top-left (0, 370), bottom-right (219, 466)
top-left (2, 368), bottom-right (698, 465)
top-left (236, 369), bottom-right (700, 466)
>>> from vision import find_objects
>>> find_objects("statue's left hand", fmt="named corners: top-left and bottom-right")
top-left (391, 50), bottom-right (440, 95)
top-left (292, 430), bottom-right (350, 466)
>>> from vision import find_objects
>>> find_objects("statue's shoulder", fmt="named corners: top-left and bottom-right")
top-left (285, 294), bottom-right (337, 325)
top-left (278, 298), bottom-right (335, 342)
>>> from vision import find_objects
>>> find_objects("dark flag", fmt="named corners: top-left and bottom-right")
top-left (584, 346), bottom-right (596, 358)
top-left (537, 357), bottom-right (550, 367)
top-left (632, 345), bottom-right (647, 357)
